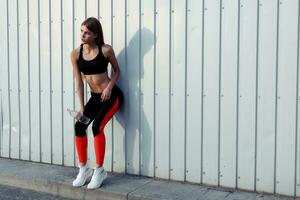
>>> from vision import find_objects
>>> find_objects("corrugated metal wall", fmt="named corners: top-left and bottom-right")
top-left (0, 0), bottom-right (299, 197)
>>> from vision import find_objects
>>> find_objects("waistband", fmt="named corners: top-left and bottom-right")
top-left (90, 84), bottom-right (120, 96)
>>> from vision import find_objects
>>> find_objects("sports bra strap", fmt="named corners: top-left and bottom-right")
top-left (79, 44), bottom-right (84, 60)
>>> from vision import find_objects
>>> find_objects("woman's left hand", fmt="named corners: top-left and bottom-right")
top-left (101, 87), bottom-right (112, 102)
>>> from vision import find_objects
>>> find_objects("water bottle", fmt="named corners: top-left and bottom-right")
top-left (67, 108), bottom-right (90, 125)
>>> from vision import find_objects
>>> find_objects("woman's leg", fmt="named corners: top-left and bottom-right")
top-left (74, 94), bottom-right (102, 166)
top-left (92, 86), bottom-right (124, 167)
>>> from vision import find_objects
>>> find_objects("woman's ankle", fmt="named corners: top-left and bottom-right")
top-left (79, 162), bottom-right (87, 167)
top-left (95, 165), bottom-right (104, 171)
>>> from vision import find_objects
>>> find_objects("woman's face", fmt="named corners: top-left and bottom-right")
top-left (80, 25), bottom-right (97, 44)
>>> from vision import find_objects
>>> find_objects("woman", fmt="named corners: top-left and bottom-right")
top-left (70, 17), bottom-right (124, 189)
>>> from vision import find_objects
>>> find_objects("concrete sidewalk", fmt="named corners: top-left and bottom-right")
top-left (0, 158), bottom-right (296, 200)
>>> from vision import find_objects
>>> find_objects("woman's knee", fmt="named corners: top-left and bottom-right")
top-left (74, 121), bottom-right (87, 137)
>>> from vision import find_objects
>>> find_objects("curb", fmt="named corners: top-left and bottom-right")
top-left (0, 174), bottom-right (131, 200)
top-left (0, 158), bottom-right (297, 200)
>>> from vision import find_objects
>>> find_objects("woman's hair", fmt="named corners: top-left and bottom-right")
top-left (81, 17), bottom-right (104, 46)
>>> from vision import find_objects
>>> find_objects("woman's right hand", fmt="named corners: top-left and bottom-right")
top-left (79, 107), bottom-right (84, 116)
top-left (74, 107), bottom-right (84, 122)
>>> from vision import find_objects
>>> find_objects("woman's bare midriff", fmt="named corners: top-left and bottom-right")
top-left (84, 72), bottom-right (111, 93)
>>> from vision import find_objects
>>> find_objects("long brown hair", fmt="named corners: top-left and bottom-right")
top-left (81, 17), bottom-right (104, 47)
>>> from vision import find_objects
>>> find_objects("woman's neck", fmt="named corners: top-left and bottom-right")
top-left (83, 42), bottom-right (98, 52)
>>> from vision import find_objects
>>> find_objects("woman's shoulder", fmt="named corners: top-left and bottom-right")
top-left (101, 43), bottom-right (113, 51)
top-left (70, 45), bottom-right (82, 61)
top-left (101, 44), bottom-right (114, 58)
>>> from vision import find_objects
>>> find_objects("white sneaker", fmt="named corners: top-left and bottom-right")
top-left (87, 167), bottom-right (107, 189)
top-left (72, 164), bottom-right (93, 187)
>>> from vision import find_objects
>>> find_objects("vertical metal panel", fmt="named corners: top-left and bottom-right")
top-left (28, 0), bottom-right (40, 162)
top-left (170, 0), bottom-right (187, 181)
top-left (0, 0), bottom-right (299, 197)
top-left (0, 0), bottom-right (9, 158)
top-left (99, 0), bottom-right (112, 46)
top-left (2, 1), bottom-right (11, 158)
top-left (237, 0), bottom-right (257, 190)
top-left (72, 0), bottom-right (77, 167)
top-left (18, 0), bottom-right (30, 161)
top-left (112, 0), bottom-right (126, 173)
top-left (185, 0), bottom-right (202, 184)
top-left (87, 0), bottom-right (97, 17)
top-left (297, 1), bottom-right (300, 196)
top-left (16, 0), bottom-right (21, 160)
top-left (60, 0), bottom-right (64, 166)
top-left (62, 0), bottom-right (75, 167)
top-left (39, 0), bottom-right (51, 164)
top-left (256, 0), bottom-right (277, 194)
top-left (8, 0), bottom-right (20, 159)
top-left (71, 0), bottom-right (75, 167)
top-left (4, 0), bottom-right (11, 159)
top-left (276, 0), bottom-right (298, 195)
top-left (219, 0), bottom-right (239, 188)
top-left (50, 0), bottom-right (63, 164)
top-left (126, 0), bottom-right (141, 175)
top-left (202, 0), bottom-right (220, 186)
top-left (48, 0), bottom-right (53, 164)
top-left (140, 0), bottom-right (155, 177)
top-left (38, 0), bottom-right (42, 163)
top-left (154, 0), bottom-right (171, 180)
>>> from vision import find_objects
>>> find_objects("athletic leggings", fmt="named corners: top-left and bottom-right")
top-left (74, 84), bottom-right (124, 166)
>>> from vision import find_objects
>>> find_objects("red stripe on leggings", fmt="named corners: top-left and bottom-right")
top-left (94, 97), bottom-right (120, 165)
top-left (99, 97), bottom-right (120, 132)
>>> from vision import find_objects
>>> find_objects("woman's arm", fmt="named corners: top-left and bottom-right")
top-left (70, 49), bottom-right (85, 111)
top-left (105, 45), bottom-right (121, 90)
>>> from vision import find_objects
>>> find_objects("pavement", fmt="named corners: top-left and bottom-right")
top-left (0, 157), bottom-right (297, 200)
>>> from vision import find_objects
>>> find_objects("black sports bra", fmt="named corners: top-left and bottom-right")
top-left (77, 43), bottom-right (109, 75)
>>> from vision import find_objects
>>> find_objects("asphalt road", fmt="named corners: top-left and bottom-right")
top-left (0, 184), bottom-right (76, 200)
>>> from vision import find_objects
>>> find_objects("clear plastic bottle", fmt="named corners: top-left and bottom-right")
top-left (67, 108), bottom-right (90, 125)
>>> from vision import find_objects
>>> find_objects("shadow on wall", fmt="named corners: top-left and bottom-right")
top-left (113, 27), bottom-right (154, 174)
